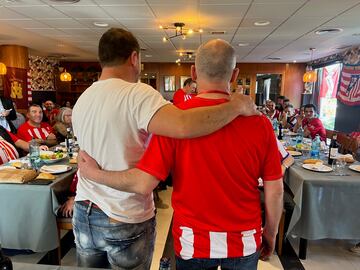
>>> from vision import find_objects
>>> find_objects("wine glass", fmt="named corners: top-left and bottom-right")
top-left (332, 158), bottom-right (346, 176)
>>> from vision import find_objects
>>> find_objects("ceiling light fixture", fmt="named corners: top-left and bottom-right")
top-left (238, 43), bottom-right (249, 47)
top-left (315, 28), bottom-right (343, 35)
top-left (267, 57), bottom-right (281, 60)
top-left (303, 48), bottom-right (317, 83)
top-left (177, 51), bottom-right (195, 62)
top-left (93, 22), bottom-right (109, 28)
top-left (160, 22), bottom-right (202, 42)
top-left (49, 0), bottom-right (80, 3)
top-left (254, 20), bottom-right (270, 26)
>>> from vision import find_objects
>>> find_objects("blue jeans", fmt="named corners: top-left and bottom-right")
top-left (175, 251), bottom-right (260, 270)
top-left (73, 201), bottom-right (156, 270)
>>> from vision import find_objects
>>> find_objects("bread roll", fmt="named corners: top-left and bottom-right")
top-left (303, 159), bottom-right (323, 164)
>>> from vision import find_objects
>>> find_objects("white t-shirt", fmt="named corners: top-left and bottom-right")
top-left (72, 78), bottom-right (169, 223)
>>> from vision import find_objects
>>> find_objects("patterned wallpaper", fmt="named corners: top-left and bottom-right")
top-left (311, 45), bottom-right (360, 66)
top-left (29, 55), bottom-right (59, 90)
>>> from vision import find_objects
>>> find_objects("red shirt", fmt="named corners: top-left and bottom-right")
top-left (44, 108), bottom-right (59, 125)
top-left (17, 121), bottom-right (54, 142)
top-left (302, 118), bottom-right (326, 141)
top-left (173, 89), bottom-right (193, 105)
top-left (137, 97), bottom-right (282, 259)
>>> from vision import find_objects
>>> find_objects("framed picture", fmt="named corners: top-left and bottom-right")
top-left (164, 75), bottom-right (175, 92)
top-left (180, 76), bottom-right (191, 88)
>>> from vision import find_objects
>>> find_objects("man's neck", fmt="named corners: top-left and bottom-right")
top-left (28, 120), bottom-right (40, 128)
top-left (99, 66), bottom-right (137, 83)
top-left (196, 81), bottom-right (230, 99)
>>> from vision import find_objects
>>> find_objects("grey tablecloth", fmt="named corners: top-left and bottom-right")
top-left (286, 160), bottom-right (360, 240)
top-left (0, 164), bottom-right (76, 252)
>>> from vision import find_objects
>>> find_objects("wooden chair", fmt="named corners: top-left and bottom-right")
top-left (56, 217), bottom-right (73, 265)
top-left (337, 132), bottom-right (359, 155)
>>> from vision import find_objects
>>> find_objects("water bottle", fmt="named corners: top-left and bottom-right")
top-left (159, 257), bottom-right (171, 270)
top-left (29, 138), bottom-right (41, 170)
top-left (296, 126), bottom-right (304, 144)
top-left (310, 135), bottom-right (321, 159)
top-left (272, 118), bottom-right (278, 135)
top-left (0, 245), bottom-right (13, 270)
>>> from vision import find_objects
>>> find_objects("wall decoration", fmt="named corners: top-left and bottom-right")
top-left (164, 75), bottom-right (175, 92)
top-left (337, 64), bottom-right (360, 106)
top-left (29, 55), bottom-right (59, 90)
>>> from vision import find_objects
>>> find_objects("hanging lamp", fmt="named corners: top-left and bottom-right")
top-left (303, 48), bottom-right (317, 83)
top-left (60, 69), bottom-right (72, 82)
top-left (0, 62), bottom-right (7, 75)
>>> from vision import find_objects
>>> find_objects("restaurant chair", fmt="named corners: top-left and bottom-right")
top-left (56, 217), bottom-right (73, 265)
top-left (337, 132), bottom-right (359, 156)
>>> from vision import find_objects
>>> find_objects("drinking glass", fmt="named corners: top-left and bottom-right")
top-left (332, 158), bottom-right (346, 176)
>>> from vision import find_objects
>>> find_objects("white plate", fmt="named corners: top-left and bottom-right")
top-left (40, 165), bottom-right (72, 174)
top-left (40, 151), bottom-right (67, 164)
top-left (349, 165), bottom-right (360, 173)
top-left (288, 131), bottom-right (298, 136)
top-left (0, 166), bottom-right (16, 170)
top-left (302, 164), bottom-right (333, 172)
top-left (288, 150), bottom-right (302, 157)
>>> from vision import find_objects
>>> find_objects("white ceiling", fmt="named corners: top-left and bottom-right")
top-left (0, 0), bottom-right (360, 63)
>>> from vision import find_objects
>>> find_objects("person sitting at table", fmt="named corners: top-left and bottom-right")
top-left (280, 104), bottom-right (298, 131)
top-left (53, 107), bottom-right (72, 142)
top-left (17, 104), bottom-right (58, 146)
top-left (42, 100), bottom-right (59, 126)
top-left (265, 99), bottom-right (280, 120)
top-left (0, 126), bottom-right (48, 165)
top-left (301, 104), bottom-right (326, 141)
top-left (293, 105), bottom-right (305, 132)
top-left (58, 173), bottom-right (78, 218)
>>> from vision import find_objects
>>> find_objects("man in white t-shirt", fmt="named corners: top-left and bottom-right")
top-left (72, 28), bottom-right (258, 269)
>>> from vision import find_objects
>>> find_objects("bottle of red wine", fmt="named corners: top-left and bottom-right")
top-left (328, 134), bottom-right (338, 165)
top-left (277, 123), bottom-right (283, 140)
top-left (0, 246), bottom-right (13, 270)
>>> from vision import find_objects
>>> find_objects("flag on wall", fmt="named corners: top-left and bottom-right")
top-left (337, 64), bottom-right (360, 106)
top-left (3, 67), bottom-right (29, 109)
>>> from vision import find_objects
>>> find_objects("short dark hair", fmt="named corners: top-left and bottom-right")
top-left (98, 28), bottom-right (140, 68)
top-left (183, 78), bottom-right (195, 87)
top-left (28, 104), bottom-right (42, 113)
top-left (277, 95), bottom-right (285, 100)
top-left (304, 103), bottom-right (317, 112)
top-left (284, 98), bottom-right (290, 102)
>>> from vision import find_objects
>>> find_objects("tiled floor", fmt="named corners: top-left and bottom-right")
top-left (7, 188), bottom-right (360, 269)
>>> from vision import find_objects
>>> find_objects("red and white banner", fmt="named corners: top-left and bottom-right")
top-left (319, 65), bottom-right (340, 99)
top-left (337, 65), bottom-right (360, 106)
top-left (3, 67), bottom-right (29, 109)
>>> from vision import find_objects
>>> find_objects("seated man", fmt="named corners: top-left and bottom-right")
top-left (173, 78), bottom-right (197, 105)
top-left (302, 104), bottom-right (326, 141)
top-left (17, 104), bottom-right (58, 146)
top-left (265, 100), bottom-right (280, 120)
top-left (43, 100), bottom-right (59, 126)
top-left (280, 104), bottom-right (298, 131)
top-left (78, 39), bottom-right (284, 269)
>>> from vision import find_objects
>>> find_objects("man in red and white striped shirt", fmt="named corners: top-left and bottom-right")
top-left (17, 104), bottom-right (57, 146)
top-left (78, 39), bottom-right (283, 270)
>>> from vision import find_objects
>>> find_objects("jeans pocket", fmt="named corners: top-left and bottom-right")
top-left (104, 230), bottom-right (145, 250)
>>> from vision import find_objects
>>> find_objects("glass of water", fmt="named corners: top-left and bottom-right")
top-left (332, 158), bottom-right (347, 176)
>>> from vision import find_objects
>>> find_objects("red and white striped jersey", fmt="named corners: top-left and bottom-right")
top-left (0, 138), bottom-right (19, 165)
top-left (17, 121), bottom-right (54, 142)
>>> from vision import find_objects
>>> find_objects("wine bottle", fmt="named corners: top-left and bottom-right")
top-left (328, 134), bottom-right (338, 165)
top-left (278, 123), bottom-right (283, 140)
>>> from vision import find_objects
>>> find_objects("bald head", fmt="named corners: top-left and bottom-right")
top-left (195, 39), bottom-right (236, 83)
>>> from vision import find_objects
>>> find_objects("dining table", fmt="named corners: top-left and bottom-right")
top-left (285, 156), bottom-right (360, 259)
top-left (0, 159), bottom-right (76, 253)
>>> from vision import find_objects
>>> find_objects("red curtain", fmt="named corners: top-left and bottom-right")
top-left (3, 67), bottom-right (29, 109)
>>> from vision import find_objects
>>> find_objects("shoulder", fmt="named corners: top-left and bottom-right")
top-left (41, 122), bottom-right (52, 128)
top-left (18, 121), bottom-right (29, 130)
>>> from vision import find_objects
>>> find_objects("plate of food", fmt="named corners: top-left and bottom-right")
top-left (349, 164), bottom-right (360, 173)
top-left (40, 151), bottom-right (67, 164)
top-left (288, 150), bottom-right (302, 157)
top-left (40, 165), bottom-right (72, 174)
top-left (302, 163), bottom-right (332, 172)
